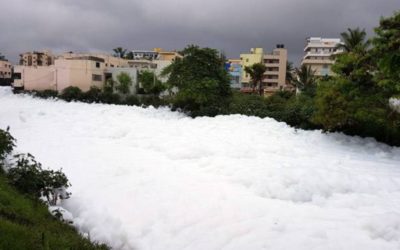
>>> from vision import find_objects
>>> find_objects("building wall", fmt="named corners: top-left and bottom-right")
top-left (107, 67), bottom-right (138, 94)
top-left (0, 60), bottom-right (12, 79)
top-left (263, 48), bottom-right (288, 93)
top-left (13, 65), bottom-right (56, 91)
top-left (55, 58), bottom-right (106, 92)
top-left (240, 48), bottom-right (264, 83)
top-left (301, 37), bottom-right (342, 76)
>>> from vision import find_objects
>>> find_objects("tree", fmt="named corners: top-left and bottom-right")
top-left (138, 71), bottom-right (165, 96)
top-left (336, 28), bottom-right (370, 53)
top-left (113, 47), bottom-right (127, 58)
top-left (125, 51), bottom-right (134, 60)
top-left (0, 53), bottom-right (5, 61)
top-left (161, 45), bottom-right (232, 116)
top-left (244, 63), bottom-right (267, 96)
top-left (286, 61), bottom-right (295, 87)
top-left (294, 65), bottom-right (316, 93)
top-left (372, 11), bottom-right (400, 95)
top-left (115, 72), bottom-right (132, 95)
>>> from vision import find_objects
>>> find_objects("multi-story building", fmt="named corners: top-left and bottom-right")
top-left (263, 45), bottom-right (288, 94)
top-left (0, 59), bottom-right (12, 85)
top-left (19, 50), bottom-right (54, 66)
top-left (13, 53), bottom-right (141, 93)
top-left (240, 45), bottom-right (288, 95)
top-left (301, 37), bottom-right (343, 76)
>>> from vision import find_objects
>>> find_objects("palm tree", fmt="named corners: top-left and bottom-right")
top-left (113, 47), bottom-right (127, 58)
top-left (244, 63), bottom-right (267, 96)
top-left (336, 28), bottom-right (370, 53)
top-left (294, 65), bottom-right (316, 92)
top-left (286, 61), bottom-right (294, 86)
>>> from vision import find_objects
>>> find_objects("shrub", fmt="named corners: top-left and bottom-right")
top-left (7, 153), bottom-right (70, 205)
top-left (99, 92), bottom-right (121, 104)
top-left (34, 89), bottom-right (58, 99)
top-left (125, 95), bottom-right (140, 106)
top-left (59, 86), bottom-right (83, 102)
top-left (0, 128), bottom-right (15, 162)
top-left (83, 86), bottom-right (102, 103)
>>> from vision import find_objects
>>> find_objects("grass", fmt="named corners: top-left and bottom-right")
top-left (0, 173), bottom-right (109, 250)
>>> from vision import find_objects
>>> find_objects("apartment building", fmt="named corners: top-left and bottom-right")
top-left (19, 50), bottom-right (54, 66)
top-left (263, 45), bottom-right (288, 94)
top-left (301, 37), bottom-right (343, 76)
top-left (240, 45), bottom-right (288, 95)
top-left (0, 59), bottom-right (12, 85)
top-left (13, 52), bottom-right (146, 92)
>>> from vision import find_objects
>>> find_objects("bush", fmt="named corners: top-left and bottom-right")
top-left (99, 92), bottom-right (121, 104)
top-left (59, 86), bottom-right (83, 102)
top-left (7, 154), bottom-right (70, 205)
top-left (125, 95), bottom-right (140, 106)
top-left (34, 89), bottom-right (58, 99)
top-left (83, 86), bottom-right (102, 103)
top-left (0, 128), bottom-right (15, 162)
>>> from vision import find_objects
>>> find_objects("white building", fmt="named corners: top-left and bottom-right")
top-left (301, 37), bottom-right (343, 76)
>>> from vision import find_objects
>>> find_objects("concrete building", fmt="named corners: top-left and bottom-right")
top-left (131, 48), bottom-right (182, 62)
top-left (301, 37), bottom-right (343, 76)
top-left (240, 48), bottom-right (264, 86)
top-left (240, 46), bottom-right (288, 95)
top-left (19, 50), bottom-right (54, 66)
top-left (263, 45), bottom-right (288, 94)
top-left (225, 59), bottom-right (242, 89)
top-left (0, 59), bottom-right (12, 85)
top-left (61, 52), bottom-right (129, 68)
top-left (13, 56), bottom-right (107, 92)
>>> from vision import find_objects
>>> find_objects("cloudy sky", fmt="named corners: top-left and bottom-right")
top-left (1, 0), bottom-right (399, 65)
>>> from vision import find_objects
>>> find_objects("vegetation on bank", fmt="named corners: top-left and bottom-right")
top-left (17, 11), bottom-right (400, 146)
top-left (0, 128), bottom-right (109, 250)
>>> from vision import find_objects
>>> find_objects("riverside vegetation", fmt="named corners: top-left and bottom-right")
top-left (21, 11), bottom-right (400, 146)
top-left (0, 128), bottom-right (109, 250)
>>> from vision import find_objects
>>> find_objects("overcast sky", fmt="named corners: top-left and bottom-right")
top-left (1, 0), bottom-right (399, 65)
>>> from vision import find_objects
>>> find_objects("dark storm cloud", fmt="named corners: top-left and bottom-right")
top-left (1, 0), bottom-right (399, 64)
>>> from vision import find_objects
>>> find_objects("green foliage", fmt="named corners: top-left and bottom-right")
top-left (162, 45), bottom-right (232, 116)
top-left (34, 89), bottom-right (58, 99)
top-left (0, 128), bottom-right (15, 162)
top-left (113, 47), bottom-right (127, 58)
top-left (7, 153), bottom-right (70, 205)
top-left (372, 11), bottom-right (400, 95)
top-left (138, 71), bottom-right (166, 96)
top-left (115, 72), bottom-right (132, 95)
top-left (0, 175), bottom-right (109, 250)
top-left (83, 86), bottom-right (103, 103)
top-left (313, 14), bottom-right (400, 146)
top-left (336, 27), bottom-right (370, 53)
top-left (124, 95), bottom-right (140, 106)
top-left (60, 86), bottom-right (83, 102)
top-left (294, 65), bottom-right (316, 92)
top-left (244, 63), bottom-right (267, 95)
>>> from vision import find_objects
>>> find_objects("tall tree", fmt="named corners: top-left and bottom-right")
top-left (115, 72), bottom-right (132, 94)
top-left (244, 63), bottom-right (267, 96)
top-left (336, 28), bottom-right (370, 53)
top-left (161, 45), bottom-right (232, 116)
top-left (286, 61), bottom-right (294, 87)
top-left (294, 65), bottom-right (316, 93)
top-left (113, 47), bottom-right (127, 58)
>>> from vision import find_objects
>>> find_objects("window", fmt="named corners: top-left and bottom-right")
top-left (13, 72), bottom-right (21, 79)
top-left (95, 62), bottom-right (101, 68)
top-left (92, 74), bottom-right (102, 81)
